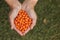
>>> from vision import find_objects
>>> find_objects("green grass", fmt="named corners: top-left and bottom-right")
top-left (0, 0), bottom-right (60, 40)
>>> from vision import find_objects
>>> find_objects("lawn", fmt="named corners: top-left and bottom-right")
top-left (0, 0), bottom-right (60, 40)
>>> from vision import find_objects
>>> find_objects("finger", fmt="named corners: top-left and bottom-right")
top-left (28, 9), bottom-right (37, 30)
top-left (30, 19), bottom-right (37, 29)
top-left (9, 15), bottom-right (15, 30)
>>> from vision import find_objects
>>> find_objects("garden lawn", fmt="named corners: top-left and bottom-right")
top-left (0, 0), bottom-right (60, 40)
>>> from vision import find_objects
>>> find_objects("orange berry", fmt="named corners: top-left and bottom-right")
top-left (21, 29), bottom-right (25, 33)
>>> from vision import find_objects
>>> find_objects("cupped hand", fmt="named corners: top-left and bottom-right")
top-left (5, 0), bottom-right (38, 36)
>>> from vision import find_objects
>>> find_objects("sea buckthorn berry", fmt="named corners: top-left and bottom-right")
top-left (19, 26), bottom-right (23, 31)
top-left (14, 9), bottom-right (33, 33)
top-left (16, 26), bottom-right (20, 30)
top-left (21, 29), bottom-right (25, 33)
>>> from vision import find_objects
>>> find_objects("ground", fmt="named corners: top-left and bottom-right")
top-left (0, 0), bottom-right (60, 40)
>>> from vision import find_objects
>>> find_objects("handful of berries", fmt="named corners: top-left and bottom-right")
top-left (14, 9), bottom-right (33, 33)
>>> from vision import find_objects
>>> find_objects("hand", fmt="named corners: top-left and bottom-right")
top-left (5, 0), bottom-right (38, 36)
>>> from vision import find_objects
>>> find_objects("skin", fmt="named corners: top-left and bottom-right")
top-left (5, 0), bottom-right (38, 36)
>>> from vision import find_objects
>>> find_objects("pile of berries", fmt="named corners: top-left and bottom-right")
top-left (14, 9), bottom-right (32, 33)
